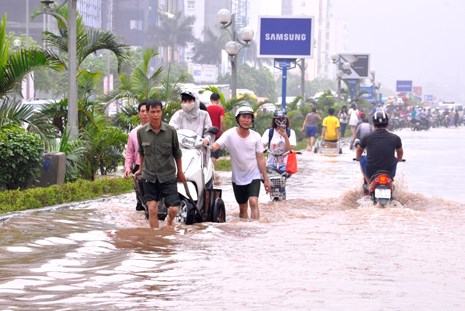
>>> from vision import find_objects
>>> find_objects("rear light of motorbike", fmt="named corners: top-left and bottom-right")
top-left (378, 175), bottom-right (390, 185)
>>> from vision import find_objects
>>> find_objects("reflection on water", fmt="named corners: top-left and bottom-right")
top-left (1, 127), bottom-right (465, 310)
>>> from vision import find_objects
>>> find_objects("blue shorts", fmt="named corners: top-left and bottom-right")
top-left (305, 126), bottom-right (317, 137)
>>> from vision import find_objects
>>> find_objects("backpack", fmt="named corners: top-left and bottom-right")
top-left (268, 127), bottom-right (291, 148)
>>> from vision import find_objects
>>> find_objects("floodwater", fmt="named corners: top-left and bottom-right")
top-left (1, 127), bottom-right (465, 310)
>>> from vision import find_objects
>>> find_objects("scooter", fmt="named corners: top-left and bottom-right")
top-left (354, 157), bottom-right (405, 207)
top-left (140, 128), bottom-right (226, 225)
top-left (266, 150), bottom-right (300, 201)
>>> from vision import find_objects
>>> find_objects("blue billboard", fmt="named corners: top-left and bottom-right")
top-left (396, 80), bottom-right (413, 93)
top-left (360, 85), bottom-right (375, 102)
top-left (258, 17), bottom-right (313, 58)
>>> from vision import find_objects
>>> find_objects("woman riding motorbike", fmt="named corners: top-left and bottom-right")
top-left (261, 110), bottom-right (297, 174)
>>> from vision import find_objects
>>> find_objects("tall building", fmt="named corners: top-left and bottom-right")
top-left (278, 0), bottom-right (334, 80)
top-left (111, 0), bottom-right (159, 47)
top-left (2, 0), bottom-right (104, 44)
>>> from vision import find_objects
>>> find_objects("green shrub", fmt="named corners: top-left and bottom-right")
top-left (0, 177), bottom-right (133, 214)
top-left (0, 125), bottom-right (44, 190)
top-left (214, 158), bottom-right (231, 171)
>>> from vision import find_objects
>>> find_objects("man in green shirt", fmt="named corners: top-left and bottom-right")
top-left (136, 100), bottom-right (185, 229)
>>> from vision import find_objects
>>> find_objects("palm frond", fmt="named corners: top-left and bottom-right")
top-left (0, 97), bottom-right (55, 145)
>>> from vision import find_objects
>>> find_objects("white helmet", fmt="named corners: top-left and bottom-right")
top-left (235, 105), bottom-right (254, 118)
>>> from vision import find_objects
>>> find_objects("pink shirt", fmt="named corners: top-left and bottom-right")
top-left (124, 125), bottom-right (142, 172)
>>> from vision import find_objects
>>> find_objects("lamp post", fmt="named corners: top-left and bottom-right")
top-left (331, 54), bottom-right (353, 100)
top-left (297, 58), bottom-right (306, 104)
top-left (42, 0), bottom-right (78, 139)
top-left (217, 9), bottom-right (253, 99)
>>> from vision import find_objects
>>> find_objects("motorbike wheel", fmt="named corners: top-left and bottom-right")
top-left (212, 198), bottom-right (226, 223)
top-left (377, 199), bottom-right (389, 208)
top-left (177, 199), bottom-right (198, 225)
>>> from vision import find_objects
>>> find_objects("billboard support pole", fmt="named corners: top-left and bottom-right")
top-left (274, 59), bottom-right (296, 112)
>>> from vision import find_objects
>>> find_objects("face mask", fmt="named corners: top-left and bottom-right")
top-left (181, 102), bottom-right (195, 112)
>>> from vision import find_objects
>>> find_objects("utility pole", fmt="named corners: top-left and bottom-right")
top-left (67, 0), bottom-right (78, 139)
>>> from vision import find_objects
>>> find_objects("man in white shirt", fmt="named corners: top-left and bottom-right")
top-left (211, 105), bottom-right (271, 220)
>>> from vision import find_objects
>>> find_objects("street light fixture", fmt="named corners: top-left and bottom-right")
top-left (332, 54), bottom-right (353, 99)
top-left (217, 9), bottom-right (254, 99)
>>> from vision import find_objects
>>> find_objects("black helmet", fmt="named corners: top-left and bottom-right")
top-left (372, 109), bottom-right (389, 127)
top-left (273, 110), bottom-right (288, 128)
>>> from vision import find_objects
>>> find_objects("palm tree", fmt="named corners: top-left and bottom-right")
top-left (117, 48), bottom-right (163, 103)
top-left (0, 15), bottom-right (59, 98)
top-left (152, 11), bottom-right (195, 63)
top-left (43, 6), bottom-right (127, 71)
top-left (0, 15), bottom-right (59, 146)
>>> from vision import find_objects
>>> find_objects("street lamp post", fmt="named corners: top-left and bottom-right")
top-left (40, 0), bottom-right (78, 139)
top-left (67, 0), bottom-right (78, 139)
top-left (217, 9), bottom-right (253, 99)
top-left (331, 54), bottom-right (354, 101)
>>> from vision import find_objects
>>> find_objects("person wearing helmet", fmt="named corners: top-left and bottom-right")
top-left (261, 110), bottom-right (296, 174)
top-left (355, 109), bottom-right (403, 181)
top-left (354, 111), bottom-right (373, 142)
top-left (211, 105), bottom-right (271, 220)
top-left (353, 111), bottom-right (373, 189)
top-left (169, 90), bottom-right (213, 146)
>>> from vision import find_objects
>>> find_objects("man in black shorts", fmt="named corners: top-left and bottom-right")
top-left (355, 109), bottom-right (403, 180)
top-left (136, 100), bottom-right (186, 229)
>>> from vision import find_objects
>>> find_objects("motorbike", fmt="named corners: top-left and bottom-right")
top-left (266, 150), bottom-right (300, 201)
top-left (411, 117), bottom-right (431, 131)
top-left (354, 157), bottom-right (405, 208)
top-left (140, 128), bottom-right (226, 225)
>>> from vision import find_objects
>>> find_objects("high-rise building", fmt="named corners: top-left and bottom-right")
top-left (278, 0), bottom-right (334, 80)
top-left (2, 0), bottom-right (104, 44)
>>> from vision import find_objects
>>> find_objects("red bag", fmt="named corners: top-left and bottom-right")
top-left (286, 150), bottom-right (298, 174)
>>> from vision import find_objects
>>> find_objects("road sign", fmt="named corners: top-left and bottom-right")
top-left (338, 54), bottom-right (370, 79)
top-left (413, 86), bottom-right (422, 97)
top-left (424, 94), bottom-right (434, 102)
top-left (258, 16), bottom-right (313, 58)
top-left (396, 80), bottom-right (413, 93)
top-left (360, 85), bottom-right (375, 102)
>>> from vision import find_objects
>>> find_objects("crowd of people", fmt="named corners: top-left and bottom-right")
top-left (124, 91), bottom-right (407, 229)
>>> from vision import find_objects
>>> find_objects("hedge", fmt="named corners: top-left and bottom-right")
top-left (0, 177), bottom-right (133, 214)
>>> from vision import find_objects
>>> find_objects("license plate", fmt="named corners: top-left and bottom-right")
top-left (374, 188), bottom-right (391, 199)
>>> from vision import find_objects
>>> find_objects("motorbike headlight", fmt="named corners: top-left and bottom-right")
top-left (180, 136), bottom-right (196, 149)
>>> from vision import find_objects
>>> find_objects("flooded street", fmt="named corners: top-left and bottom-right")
top-left (1, 127), bottom-right (465, 310)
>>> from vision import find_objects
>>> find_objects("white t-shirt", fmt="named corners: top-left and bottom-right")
top-left (215, 127), bottom-right (264, 185)
top-left (261, 128), bottom-right (297, 168)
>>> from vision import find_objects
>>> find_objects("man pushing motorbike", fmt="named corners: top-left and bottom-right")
top-left (355, 109), bottom-right (404, 183)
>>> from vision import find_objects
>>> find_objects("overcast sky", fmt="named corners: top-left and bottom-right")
top-left (332, 0), bottom-right (465, 101)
